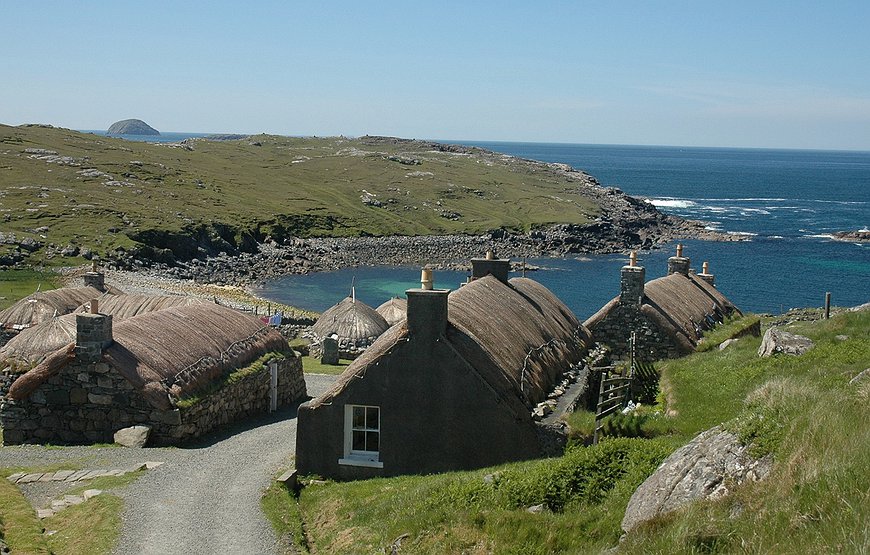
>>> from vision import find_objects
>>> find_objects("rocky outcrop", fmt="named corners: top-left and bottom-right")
top-left (107, 119), bottom-right (160, 136)
top-left (833, 230), bottom-right (870, 243)
top-left (622, 426), bottom-right (772, 533)
top-left (757, 327), bottom-right (815, 357)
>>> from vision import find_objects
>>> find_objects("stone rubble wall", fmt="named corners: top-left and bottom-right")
top-left (589, 303), bottom-right (681, 363)
top-left (1, 353), bottom-right (306, 446)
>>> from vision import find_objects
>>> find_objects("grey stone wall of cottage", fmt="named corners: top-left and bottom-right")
top-left (590, 304), bottom-right (682, 363)
top-left (1, 354), bottom-right (305, 446)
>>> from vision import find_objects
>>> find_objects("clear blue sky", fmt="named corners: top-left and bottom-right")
top-left (2, 1), bottom-right (869, 150)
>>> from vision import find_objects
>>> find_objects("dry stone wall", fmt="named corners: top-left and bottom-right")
top-left (1, 354), bottom-right (305, 445)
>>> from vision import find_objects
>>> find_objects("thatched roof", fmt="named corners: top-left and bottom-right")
top-left (376, 297), bottom-right (407, 326)
top-left (0, 294), bottom-right (211, 371)
top-left (0, 287), bottom-right (109, 330)
top-left (0, 313), bottom-right (76, 371)
top-left (312, 297), bottom-right (390, 347)
top-left (77, 293), bottom-right (209, 320)
top-left (9, 303), bottom-right (289, 410)
top-left (312, 275), bottom-right (591, 410)
top-left (585, 272), bottom-right (740, 353)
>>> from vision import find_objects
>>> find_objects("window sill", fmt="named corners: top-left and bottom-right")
top-left (339, 457), bottom-right (384, 469)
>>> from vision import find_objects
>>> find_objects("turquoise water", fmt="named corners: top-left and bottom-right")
top-left (256, 144), bottom-right (869, 318)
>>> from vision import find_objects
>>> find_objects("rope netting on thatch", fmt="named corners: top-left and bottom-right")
top-left (0, 314), bottom-right (77, 371)
top-left (448, 276), bottom-right (590, 406)
top-left (376, 297), bottom-right (407, 326)
top-left (312, 297), bottom-right (390, 347)
top-left (0, 287), bottom-right (108, 329)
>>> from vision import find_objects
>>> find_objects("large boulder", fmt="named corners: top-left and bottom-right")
top-left (114, 425), bottom-right (151, 448)
top-left (621, 426), bottom-right (772, 533)
top-left (757, 327), bottom-right (815, 357)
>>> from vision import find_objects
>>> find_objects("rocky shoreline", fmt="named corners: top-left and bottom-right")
top-left (118, 216), bottom-right (738, 290)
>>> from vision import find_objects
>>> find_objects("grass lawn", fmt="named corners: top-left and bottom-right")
top-left (0, 269), bottom-right (59, 310)
top-left (262, 310), bottom-right (870, 554)
top-left (301, 355), bottom-right (351, 375)
top-left (0, 467), bottom-right (145, 554)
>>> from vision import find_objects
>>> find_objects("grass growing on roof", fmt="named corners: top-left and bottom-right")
top-left (270, 310), bottom-right (870, 553)
top-left (175, 351), bottom-right (287, 408)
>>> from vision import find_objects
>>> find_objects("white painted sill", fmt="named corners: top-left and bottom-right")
top-left (338, 457), bottom-right (384, 469)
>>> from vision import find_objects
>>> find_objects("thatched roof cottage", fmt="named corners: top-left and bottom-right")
top-left (311, 296), bottom-right (390, 358)
top-left (584, 246), bottom-right (740, 361)
top-left (2, 302), bottom-right (306, 445)
top-left (296, 256), bottom-right (592, 480)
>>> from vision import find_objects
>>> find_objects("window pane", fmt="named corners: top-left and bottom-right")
top-left (352, 406), bottom-right (365, 429)
top-left (352, 430), bottom-right (366, 451)
top-left (366, 431), bottom-right (379, 452)
top-left (366, 407), bottom-right (379, 429)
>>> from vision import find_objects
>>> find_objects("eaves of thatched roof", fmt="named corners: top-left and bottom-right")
top-left (310, 276), bottom-right (590, 410)
top-left (9, 303), bottom-right (289, 410)
top-left (312, 297), bottom-right (390, 344)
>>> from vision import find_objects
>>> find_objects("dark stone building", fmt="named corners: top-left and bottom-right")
top-left (2, 303), bottom-right (306, 445)
top-left (296, 256), bottom-right (592, 480)
top-left (584, 246), bottom-right (739, 361)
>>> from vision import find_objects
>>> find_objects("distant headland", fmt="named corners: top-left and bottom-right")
top-left (107, 119), bottom-right (160, 136)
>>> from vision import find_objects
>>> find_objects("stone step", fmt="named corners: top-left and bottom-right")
top-left (6, 461), bottom-right (163, 485)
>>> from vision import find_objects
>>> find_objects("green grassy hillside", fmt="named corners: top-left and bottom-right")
top-left (274, 310), bottom-right (869, 554)
top-left (0, 125), bottom-right (605, 266)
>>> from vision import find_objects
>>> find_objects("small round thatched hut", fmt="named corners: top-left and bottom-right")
top-left (376, 297), bottom-right (407, 326)
top-left (312, 297), bottom-right (389, 357)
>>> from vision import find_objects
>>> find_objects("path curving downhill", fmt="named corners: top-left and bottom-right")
top-left (113, 374), bottom-right (336, 555)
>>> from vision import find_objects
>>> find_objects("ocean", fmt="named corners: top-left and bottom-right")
top-left (83, 131), bottom-right (869, 318)
top-left (255, 143), bottom-right (869, 318)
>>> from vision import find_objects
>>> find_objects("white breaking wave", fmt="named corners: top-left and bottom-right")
top-left (727, 231), bottom-right (758, 236)
top-left (645, 198), bottom-right (697, 209)
top-left (805, 234), bottom-right (836, 239)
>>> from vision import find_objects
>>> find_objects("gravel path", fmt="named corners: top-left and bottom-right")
top-left (114, 373), bottom-right (336, 555)
top-left (0, 374), bottom-right (337, 555)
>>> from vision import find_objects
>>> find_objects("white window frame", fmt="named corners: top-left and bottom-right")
top-left (338, 404), bottom-right (383, 468)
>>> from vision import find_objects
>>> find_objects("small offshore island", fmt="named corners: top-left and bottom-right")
top-left (106, 118), bottom-right (160, 136)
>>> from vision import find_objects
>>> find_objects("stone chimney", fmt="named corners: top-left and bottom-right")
top-left (667, 244), bottom-right (690, 276)
top-left (406, 269), bottom-right (449, 342)
top-left (697, 261), bottom-right (715, 286)
top-left (75, 299), bottom-right (113, 363)
top-left (620, 251), bottom-right (646, 306)
top-left (470, 250), bottom-right (510, 284)
top-left (83, 259), bottom-right (106, 292)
